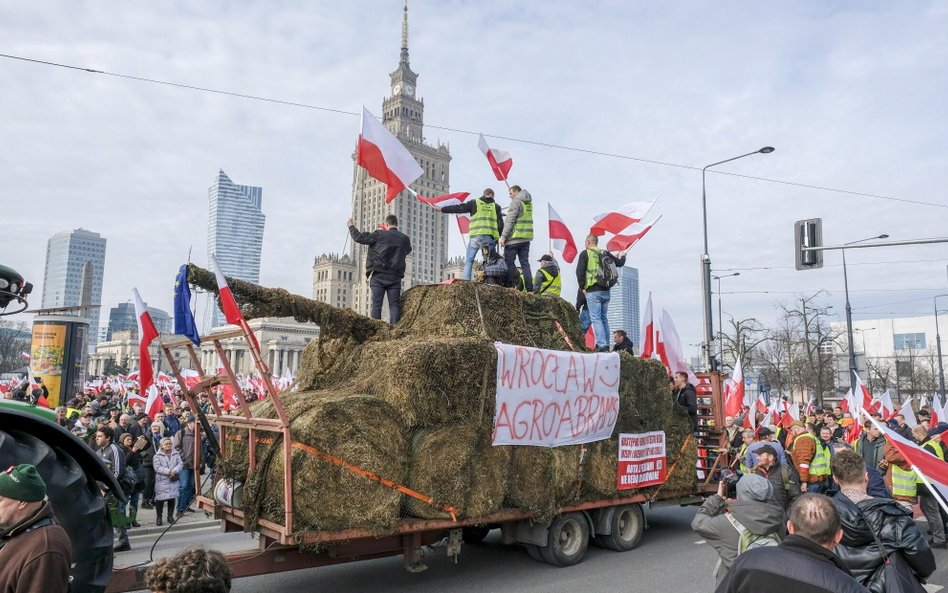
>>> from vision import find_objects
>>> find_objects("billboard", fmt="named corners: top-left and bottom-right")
top-left (31, 317), bottom-right (88, 408)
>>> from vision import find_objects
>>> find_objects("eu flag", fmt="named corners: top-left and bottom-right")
top-left (174, 264), bottom-right (201, 346)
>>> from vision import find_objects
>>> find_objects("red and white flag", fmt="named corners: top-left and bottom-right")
top-left (411, 190), bottom-right (472, 237)
top-left (657, 309), bottom-right (698, 385)
top-left (477, 133), bottom-right (513, 181)
top-left (605, 217), bottom-right (660, 252)
top-left (724, 357), bottom-right (744, 418)
top-left (357, 107), bottom-right (424, 203)
top-left (590, 200), bottom-right (656, 236)
top-left (548, 204), bottom-right (577, 263)
top-left (877, 389), bottom-right (895, 419)
top-left (931, 395), bottom-right (944, 425)
top-left (132, 288), bottom-right (163, 418)
top-left (210, 253), bottom-right (263, 359)
top-left (868, 415), bottom-right (948, 513)
top-left (896, 397), bottom-right (917, 427)
top-left (639, 293), bottom-right (657, 360)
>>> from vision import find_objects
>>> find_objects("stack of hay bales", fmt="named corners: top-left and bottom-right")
top-left (218, 281), bottom-right (696, 535)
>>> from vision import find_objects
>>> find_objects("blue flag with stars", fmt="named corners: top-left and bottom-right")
top-left (174, 264), bottom-right (201, 346)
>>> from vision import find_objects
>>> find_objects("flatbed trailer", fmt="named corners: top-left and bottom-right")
top-left (106, 326), bottom-right (730, 592)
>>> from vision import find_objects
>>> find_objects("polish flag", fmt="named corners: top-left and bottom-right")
top-left (211, 253), bottom-right (263, 358)
top-left (477, 133), bottom-right (513, 181)
top-left (657, 309), bottom-right (698, 385)
top-left (639, 293), bottom-right (657, 360)
top-left (591, 200), bottom-right (656, 236)
top-left (357, 107), bottom-right (424, 203)
top-left (412, 190), bottom-right (470, 207)
top-left (605, 218), bottom-right (659, 252)
top-left (133, 288), bottom-right (162, 417)
top-left (548, 204), bottom-right (578, 263)
top-left (896, 397), bottom-right (917, 427)
top-left (724, 356), bottom-right (745, 418)
top-left (931, 396), bottom-right (944, 425)
top-left (456, 214), bottom-right (471, 236)
top-left (868, 415), bottom-right (948, 507)
top-left (180, 368), bottom-right (202, 391)
top-left (584, 326), bottom-right (596, 350)
top-left (877, 389), bottom-right (895, 419)
top-left (919, 394), bottom-right (930, 411)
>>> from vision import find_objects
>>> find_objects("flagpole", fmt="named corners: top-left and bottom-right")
top-left (913, 466), bottom-right (948, 516)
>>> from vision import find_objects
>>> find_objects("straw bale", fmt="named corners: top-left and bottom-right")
top-left (507, 446), bottom-right (584, 519)
top-left (403, 426), bottom-right (511, 520)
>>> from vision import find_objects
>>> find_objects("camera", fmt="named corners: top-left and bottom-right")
top-left (719, 469), bottom-right (743, 499)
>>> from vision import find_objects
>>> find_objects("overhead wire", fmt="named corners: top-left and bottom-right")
top-left (2, 51), bottom-right (947, 210)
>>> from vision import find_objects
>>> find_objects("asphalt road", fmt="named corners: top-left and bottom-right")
top-left (122, 505), bottom-right (948, 593)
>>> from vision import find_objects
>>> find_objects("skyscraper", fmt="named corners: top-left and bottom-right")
top-left (41, 228), bottom-right (107, 349)
top-left (313, 2), bottom-right (452, 316)
top-left (607, 266), bottom-right (641, 347)
top-left (207, 169), bottom-right (265, 327)
top-left (106, 301), bottom-right (172, 339)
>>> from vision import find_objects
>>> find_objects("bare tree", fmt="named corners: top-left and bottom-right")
top-left (719, 317), bottom-right (768, 370)
top-left (0, 320), bottom-right (31, 375)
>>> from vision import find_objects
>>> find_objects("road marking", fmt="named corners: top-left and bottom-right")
top-left (693, 540), bottom-right (707, 545)
top-left (923, 584), bottom-right (942, 592)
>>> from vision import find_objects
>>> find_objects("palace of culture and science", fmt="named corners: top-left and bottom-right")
top-left (311, 4), bottom-right (464, 316)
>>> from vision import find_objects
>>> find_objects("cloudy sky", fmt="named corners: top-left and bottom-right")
top-left (3, 1), bottom-right (947, 358)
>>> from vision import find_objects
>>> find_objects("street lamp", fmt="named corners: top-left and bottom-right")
top-left (935, 294), bottom-right (948, 403)
top-left (713, 272), bottom-right (740, 367)
top-left (843, 234), bottom-right (889, 386)
top-left (701, 146), bottom-right (774, 371)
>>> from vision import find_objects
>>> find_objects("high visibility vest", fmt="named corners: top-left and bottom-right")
top-left (537, 267), bottom-right (561, 296)
top-left (510, 201), bottom-right (533, 241)
top-left (738, 443), bottom-right (749, 473)
top-left (468, 199), bottom-right (499, 239)
top-left (917, 441), bottom-right (945, 485)
top-left (66, 407), bottom-right (81, 419)
top-left (794, 433), bottom-right (831, 477)
top-left (891, 464), bottom-right (917, 498)
top-left (584, 248), bottom-right (602, 289)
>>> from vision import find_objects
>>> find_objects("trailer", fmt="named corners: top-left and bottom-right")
top-left (106, 326), bottom-right (732, 593)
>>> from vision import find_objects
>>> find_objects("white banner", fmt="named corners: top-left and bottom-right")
top-left (491, 342), bottom-right (621, 447)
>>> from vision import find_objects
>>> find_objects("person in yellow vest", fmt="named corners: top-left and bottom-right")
top-left (733, 429), bottom-right (756, 473)
top-left (883, 439), bottom-right (917, 511)
top-left (789, 421), bottom-right (832, 494)
top-left (435, 188), bottom-right (504, 281)
top-left (917, 423), bottom-right (948, 548)
top-left (499, 185), bottom-right (534, 291)
top-left (575, 234), bottom-right (628, 351)
top-left (532, 254), bottom-right (561, 296)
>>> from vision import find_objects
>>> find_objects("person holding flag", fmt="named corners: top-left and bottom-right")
top-left (347, 214), bottom-right (412, 324)
top-left (498, 185), bottom-right (534, 291)
top-left (432, 188), bottom-right (503, 281)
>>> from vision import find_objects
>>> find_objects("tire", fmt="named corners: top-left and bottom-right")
top-left (462, 525), bottom-right (491, 544)
top-left (0, 426), bottom-right (114, 593)
top-left (524, 543), bottom-right (543, 561)
top-left (594, 503), bottom-right (645, 552)
top-left (538, 512), bottom-right (589, 567)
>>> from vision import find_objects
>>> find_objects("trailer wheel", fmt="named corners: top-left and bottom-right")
top-left (524, 543), bottom-right (543, 561)
top-left (0, 426), bottom-right (114, 593)
top-left (462, 525), bottom-right (491, 544)
top-left (539, 512), bottom-right (589, 567)
top-left (594, 504), bottom-right (645, 552)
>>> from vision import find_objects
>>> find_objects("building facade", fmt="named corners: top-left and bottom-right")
top-left (208, 170), bottom-right (265, 327)
top-left (441, 256), bottom-right (464, 282)
top-left (41, 228), bottom-right (107, 350)
top-left (106, 301), bottom-right (172, 340)
top-left (606, 266), bottom-right (641, 347)
top-left (312, 4), bottom-right (452, 317)
top-left (830, 315), bottom-right (947, 398)
top-left (312, 254), bottom-right (356, 310)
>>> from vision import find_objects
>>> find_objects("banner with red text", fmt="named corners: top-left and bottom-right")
top-left (617, 431), bottom-right (667, 490)
top-left (491, 342), bottom-right (620, 447)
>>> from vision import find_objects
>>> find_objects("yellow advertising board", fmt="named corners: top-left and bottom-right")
top-left (30, 323), bottom-right (67, 407)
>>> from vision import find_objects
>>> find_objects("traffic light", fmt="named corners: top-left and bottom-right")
top-left (794, 218), bottom-right (823, 270)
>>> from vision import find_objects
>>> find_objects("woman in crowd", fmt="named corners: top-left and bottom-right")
top-left (152, 437), bottom-right (183, 526)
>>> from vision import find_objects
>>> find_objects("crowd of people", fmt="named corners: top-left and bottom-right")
top-left (694, 401), bottom-right (946, 591)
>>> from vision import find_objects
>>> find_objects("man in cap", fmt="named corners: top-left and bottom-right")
top-left (753, 444), bottom-right (801, 510)
top-left (692, 473), bottom-right (786, 583)
top-left (532, 254), bottom-right (561, 296)
top-left (790, 420), bottom-right (832, 494)
top-left (745, 426), bottom-right (785, 470)
top-left (0, 464), bottom-right (72, 593)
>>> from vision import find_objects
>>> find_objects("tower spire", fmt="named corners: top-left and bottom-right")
top-left (400, 0), bottom-right (409, 65)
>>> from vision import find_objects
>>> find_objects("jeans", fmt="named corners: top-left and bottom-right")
top-left (586, 290), bottom-right (611, 348)
top-left (579, 307), bottom-right (591, 333)
top-left (807, 481), bottom-right (826, 494)
top-left (463, 235), bottom-right (496, 280)
top-left (177, 467), bottom-right (195, 513)
top-left (369, 272), bottom-right (403, 324)
top-left (503, 242), bottom-right (533, 291)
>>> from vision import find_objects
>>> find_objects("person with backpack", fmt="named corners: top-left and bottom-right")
top-left (830, 449), bottom-right (935, 591)
top-left (753, 444), bottom-right (801, 510)
top-left (575, 233), bottom-right (626, 352)
top-left (692, 473), bottom-right (786, 583)
top-left (498, 185), bottom-right (533, 291)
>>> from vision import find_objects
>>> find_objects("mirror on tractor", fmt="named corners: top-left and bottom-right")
top-left (0, 264), bottom-right (32, 315)
top-left (794, 218), bottom-right (823, 270)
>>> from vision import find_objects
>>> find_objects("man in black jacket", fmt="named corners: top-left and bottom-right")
top-left (830, 449), bottom-right (934, 591)
top-left (672, 371), bottom-right (699, 432)
top-left (612, 330), bottom-right (635, 354)
top-left (716, 494), bottom-right (870, 593)
top-left (348, 214), bottom-right (412, 324)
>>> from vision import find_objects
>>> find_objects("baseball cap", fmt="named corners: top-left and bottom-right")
top-left (756, 444), bottom-right (778, 458)
top-left (757, 427), bottom-right (774, 437)
top-left (538, 254), bottom-right (553, 262)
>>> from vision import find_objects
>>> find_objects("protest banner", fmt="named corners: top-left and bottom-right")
top-left (491, 342), bottom-right (620, 447)
top-left (617, 431), bottom-right (667, 490)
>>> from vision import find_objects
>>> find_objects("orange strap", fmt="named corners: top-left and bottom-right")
top-left (555, 321), bottom-right (577, 351)
top-left (648, 433), bottom-right (694, 502)
top-left (231, 435), bottom-right (459, 521)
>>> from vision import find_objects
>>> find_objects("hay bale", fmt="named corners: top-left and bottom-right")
top-left (242, 393), bottom-right (409, 534)
top-left (403, 426), bottom-right (511, 520)
top-left (507, 446), bottom-right (583, 519)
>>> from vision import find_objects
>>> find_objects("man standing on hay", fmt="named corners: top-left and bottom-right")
top-left (575, 233), bottom-right (626, 352)
top-left (433, 188), bottom-right (503, 281)
top-left (499, 185), bottom-right (534, 291)
top-left (348, 214), bottom-right (412, 324)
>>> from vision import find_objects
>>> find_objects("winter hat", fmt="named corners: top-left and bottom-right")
top-left (0, 464), bottom-right (47, 502)
top-left (735, 473), bottom-right (773, 503)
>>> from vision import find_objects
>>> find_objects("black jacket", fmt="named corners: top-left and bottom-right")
top-left (715, 534), bottom-right (870, 593)
top-left (575, 248), bottom-right (627, 293)
top-left (674, 383), bottom-right (699, 431)
top-left (832, 494), bottom-right (935, 593)
top-left (754, 461), bottom-right (801, 511)
top-left (441, 197), bottom-right (504, 237)
top-left (613, 337), bottom-right (635, 354)
top-left (349, 225), bottom-right (413, 278)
